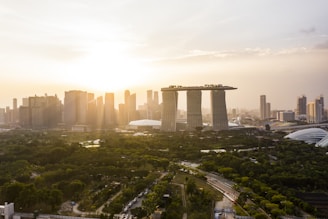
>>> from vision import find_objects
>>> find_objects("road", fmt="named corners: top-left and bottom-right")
top-left (180, 161), bottom-right (239, 219)
top-left (172, 183), bottom-right (187, 219)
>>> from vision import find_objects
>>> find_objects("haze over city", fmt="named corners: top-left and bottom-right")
top-left (1, 0), bottom-right (328, 110)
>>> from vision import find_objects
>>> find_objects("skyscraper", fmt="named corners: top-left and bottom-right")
top-left (266, 102), bottom-right (271, 119)
top-left (297, 95), bottom-right (307, 115)
top-left (161, 91), bottom-right (178, 132)
top-left (19, 94), bottom-right (61, 128)
top-left (96, 96), bottom-right (104, 128)
top-left (64, 90), bottom-right (88, 127)
top-left (319, 95), bottom-right (325, 120)
top-left (104, 92), bottom-right (116, 127)
top-left (260, 95), bottom-right (266, 120)
top-left (147, 90), bottom-right (153, 119)
top-left (187, 90), bottom-right (202, 131)
top-left (118, 90), bottom-right (137, 126)
top-left (211, 90), bottom-right (228, 131)
top-left (12, 98), bottom-right (18, 123)
top-left (307, 98), bottom-right (323, 123)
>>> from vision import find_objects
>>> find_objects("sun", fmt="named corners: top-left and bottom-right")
top-left (64, 42), bottom-right (150, 93)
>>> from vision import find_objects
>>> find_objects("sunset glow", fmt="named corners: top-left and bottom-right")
top-left (0, 0), bottom-right (328, 109)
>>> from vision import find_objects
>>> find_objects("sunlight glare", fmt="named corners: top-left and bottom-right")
top-left (65, 42), bottom-right (150, 92)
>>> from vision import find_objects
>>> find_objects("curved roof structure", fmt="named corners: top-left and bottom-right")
top-left (284, 128), bottom-right (328, 145)
top-left (128, 119), bottom-right (161, 127)
top-left (316, 134), bottom-right (328, 147)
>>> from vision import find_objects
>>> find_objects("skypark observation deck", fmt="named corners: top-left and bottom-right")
top-left (161, 84), bottom-right (237, 91)
top-left (161, 84), bottom-right (237, 132)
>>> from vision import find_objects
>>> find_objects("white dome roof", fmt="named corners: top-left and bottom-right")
top-left (284, 128), bottom-right (328, 144)
top-left (316, 134), bottom-right (328, 147)
top-left (128, 119), bottom-right (161, 126)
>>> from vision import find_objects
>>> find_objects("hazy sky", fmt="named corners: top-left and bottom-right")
top-left (1, 0), bottom-right (328, 110)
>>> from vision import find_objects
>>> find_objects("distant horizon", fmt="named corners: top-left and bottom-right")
top-left (0, 84), bottom-right (326, 113)
top-left (1, 1), bottom-right (327, 111)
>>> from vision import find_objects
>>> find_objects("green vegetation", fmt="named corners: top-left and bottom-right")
top-left (0, 128), bottom-right (327, 218)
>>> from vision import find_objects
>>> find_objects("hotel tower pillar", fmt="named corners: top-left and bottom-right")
top-left (161, 91), bottom-right (178, 132)
top-left (187, 90), bottom-right (203, 131)
top-left (211, 90), bottom-right (228, 131)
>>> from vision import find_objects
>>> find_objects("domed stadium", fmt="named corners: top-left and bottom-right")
top-left (284, 128), bottom-right (328, 146)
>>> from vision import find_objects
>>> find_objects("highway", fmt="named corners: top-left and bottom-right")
top-left (180, 161), bottom-right (239, 219)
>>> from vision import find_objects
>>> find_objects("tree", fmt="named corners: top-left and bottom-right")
top-left (186, 179), bottom-right (197, 196)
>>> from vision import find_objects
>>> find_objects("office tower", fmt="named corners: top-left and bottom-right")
top-left (147, 90), bottom-right (153, 107)
top-left (12, 98), bottom-right (18, 123)
top-left (129, 93), bottom-right (137, 121)
top-left (87, 98), bottom-right (97, 129)
top-left (104, 92), bottom-right (116, 127)
top-left (319, 95), bottom-right (325, 120)
top-left (147, 90), bottom-right (153, 119)
top-left (260, 95), bottom-right (266, 120)
top-left (307, 102), bottom-right (315, 123)
top-left (119, 90), bottom-right (137, 125)
top-left (19, 95), bottom-right (61, 128)
top-left (96, 96), bottom-right (104, 128)
top-left (161, 91), bottom-right (178, 131)
top-left (154, 91), bottom-right (159, 106)
top-left (297, 95), bottom-right (307, 115)
top-left (152, 91), bottom-right (161, 120)
top-left (44, 95), bottom-right (62, 127)
top-left (145, 90), bottom-right (160, 120)
top-left (0, 108), bottom-right (5, 125)
top-left (266, 102), bottom-right (271, 119)
top-left (22, 98), bottom-right (29, 107)
top-left (64, 90), bottom-right (88, 127)
top-left (279, 111), bottom-right (295, 122)
top-left (307, 99), bottom-right (323, 123)
top-left (187, 90), bottom-right (203, 131)
top-left (211, 90), bottom-right (228, 131)
top-left (118, 103), bottom-right (126, 126)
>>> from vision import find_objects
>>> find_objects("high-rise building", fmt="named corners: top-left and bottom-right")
top-left (260, 95), bottom-right (266, 120)
top-left (187, 90), bottom-right (202, 131)
top-left (104, 92), bottom-right (116, 127)
top-left (161, 91), bottom-right (178, 132)
top-left (22, 98), bottom-right (29, 107)
top-left (154, 91), bottom-right (159, 106)
top-left (64, 90), bottom-right (88, 127)
top-left (266, 102), bottom-right (271, 119)
top-left (129, 93), bottom-right (137, 121)
top-left (307, 98), bottom-right (323, 123)
top-left (297, 95), bottom-right (307, 115)
top-left (12, 98), bottom-right (18, 123)
top-left (319, 95), bottom-right (325, 120)
top-left (211, 90), bottom-right (228, 131)
top-left (96, 96), bottom-right (104, 128)
top-left (19, 94), bottom-right (61, 128)
top-left (119, 90), bottom-right (137, 125)
top-left (0, 108), bottom-right (5, 125)
top-left (279, 111), bottom-right (295, 122)
top-left (87, 97), bottom-right (97, 129)
top-left (161, 85), bottom-right (236, 132)
top-left (147, 90), bottom-right (153, 119)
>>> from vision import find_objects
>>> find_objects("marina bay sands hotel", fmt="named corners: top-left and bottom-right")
top-left (161, 84), bottom-right (237, 132)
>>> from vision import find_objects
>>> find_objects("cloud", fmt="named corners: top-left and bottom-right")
top-left (150, 47), bottom-right (310, 65)
top-left (315, 40), bottom-right (328, 49)
top-left (300, 27), bottom-right (316, 34)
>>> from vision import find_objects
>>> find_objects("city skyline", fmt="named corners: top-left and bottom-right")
top-left (1, 0), bottom-right (328, 110)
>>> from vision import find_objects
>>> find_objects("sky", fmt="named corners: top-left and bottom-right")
top-left (1, 0), bottom-right (328, 110)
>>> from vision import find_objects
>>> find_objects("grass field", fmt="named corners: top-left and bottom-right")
top-left (172, 172), bottom-right (223, 201)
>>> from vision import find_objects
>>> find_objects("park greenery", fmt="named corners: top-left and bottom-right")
top-left (0, 128), bottom-right (327, 218)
